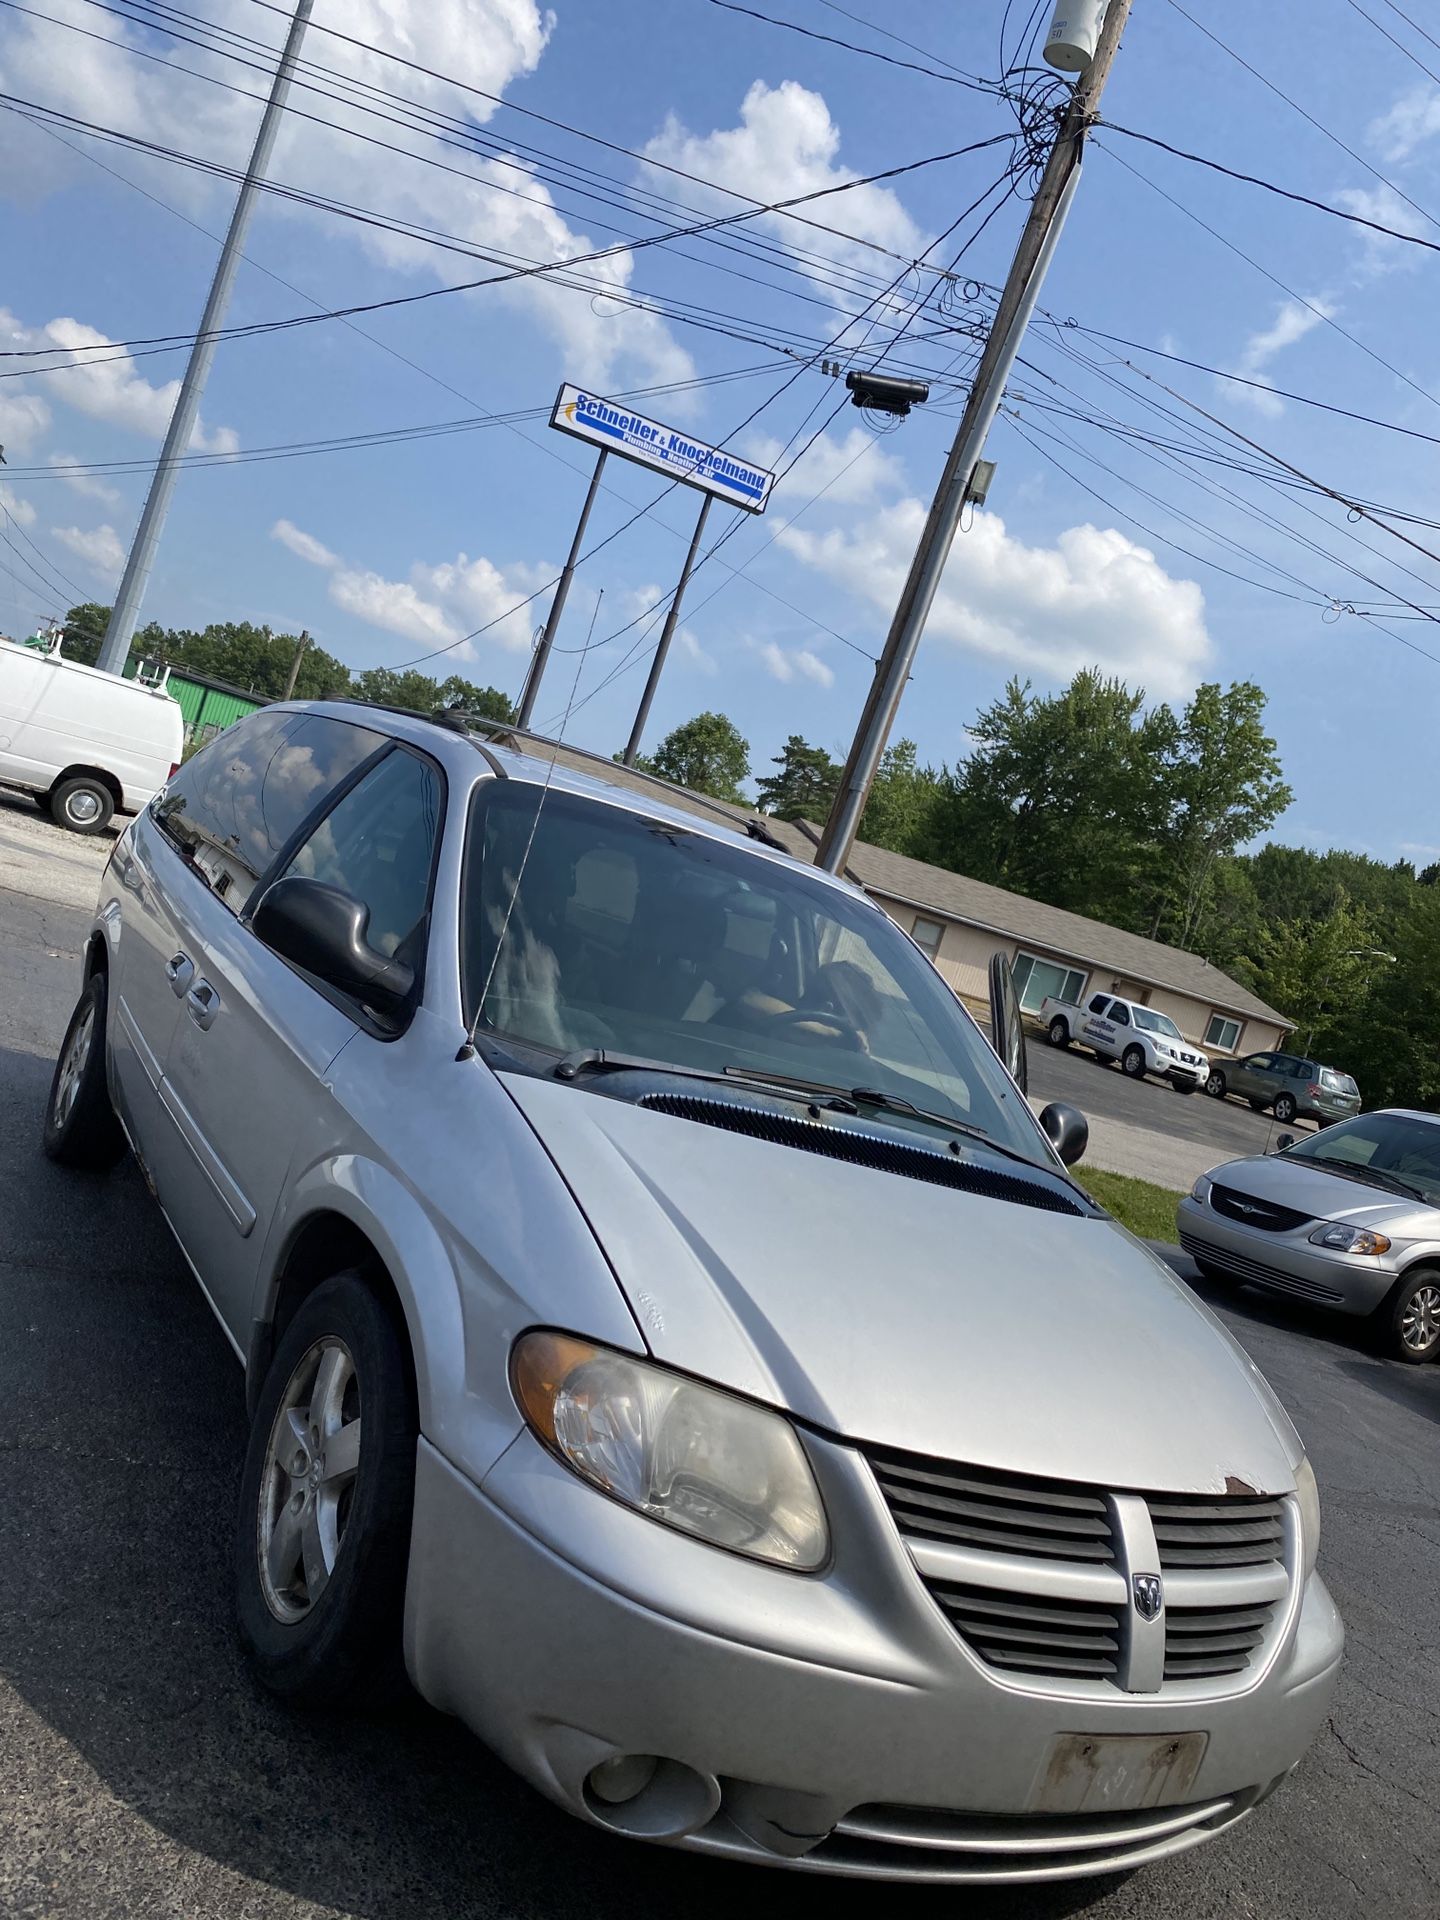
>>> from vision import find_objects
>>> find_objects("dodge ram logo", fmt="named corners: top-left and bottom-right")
top-left (1132, 1574), bottom-right (1164, 1621)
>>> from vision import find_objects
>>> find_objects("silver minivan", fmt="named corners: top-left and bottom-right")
top-left (44, 703), bottom-right (1342, 1886)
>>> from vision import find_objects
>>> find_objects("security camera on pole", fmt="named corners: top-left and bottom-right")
top-left (816, 0), bottom-right (1133, 874)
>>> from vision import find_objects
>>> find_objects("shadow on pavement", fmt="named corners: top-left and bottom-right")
top-left (0, 1039), bottom-right (1128, 1920)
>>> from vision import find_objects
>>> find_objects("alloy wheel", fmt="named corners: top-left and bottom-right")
top-left (257, 1337), bottom-right (363, 1624)
top-left (52, 1003), bottom-right (95, 1129)
top-left (1400, 1284), bottom-right (1440, 1356)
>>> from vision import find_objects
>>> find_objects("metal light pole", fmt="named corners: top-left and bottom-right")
top-left (623, 491), bottom-right (712, 766)
top-left (816, 0), bottom-right (1134, 873)
top-left (516, 448), bottom-right (608, 728)
top-left (96, 0), bottom-right (315, 677)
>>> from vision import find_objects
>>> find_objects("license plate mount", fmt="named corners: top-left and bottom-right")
top-left (1030, 1732), bottom-right (1209, 1814)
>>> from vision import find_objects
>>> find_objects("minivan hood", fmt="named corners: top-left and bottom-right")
top-left (503, 1077), bottom-right (1300, 1495)
top-left (1210, 1153), bottom-right (1438, 1234)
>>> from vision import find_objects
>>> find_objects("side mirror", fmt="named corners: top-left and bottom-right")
top-left (252, 875), bottom-right (414, 1016)
top-left (1040, 1101), bottom-right (1089, 1166)
top-left (1274, 1132), bottom-right (1295, 1153)
top-left (987, 951), bottom-right (1028, 1094)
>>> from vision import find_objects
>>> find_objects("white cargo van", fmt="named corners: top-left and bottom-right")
top-left (0, 636), bottom-right (184, 833)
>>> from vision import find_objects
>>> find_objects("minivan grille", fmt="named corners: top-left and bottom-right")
top-left (635, 1093), bottom-right (1087, 1215)
top-left (1209, 1184), bottom-right (1312, 1234)
top-left (1178, 1228), bottom-right (1347, 1304)
top-left (864, 1445), bottom-right (1291, 1693)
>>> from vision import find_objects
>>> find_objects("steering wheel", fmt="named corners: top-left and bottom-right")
top-left (765, 1006), bottom-right (867, 1049)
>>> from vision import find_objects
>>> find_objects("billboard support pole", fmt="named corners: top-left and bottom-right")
top-left (623, 491), bottom-right (712, 767)
top-left (516, 447), bottom-right (608, 730)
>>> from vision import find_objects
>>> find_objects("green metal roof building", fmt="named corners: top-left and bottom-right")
top-left (126, 661), bottom-right (265, 744)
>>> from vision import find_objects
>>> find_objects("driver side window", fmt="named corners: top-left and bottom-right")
top-left (1110, 1003), bottom-right (1131, 1027)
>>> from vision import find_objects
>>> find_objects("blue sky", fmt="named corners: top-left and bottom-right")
top-left (1, 0), bottom-right (1438, 865)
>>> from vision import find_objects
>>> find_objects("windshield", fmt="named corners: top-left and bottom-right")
top-left (1133, 1007), bottom-right (1183, 1040)
top-left (1283, 1111), bottom-right (1440, 1204)
top-left (461, 783), bottom-right (1054, 1169)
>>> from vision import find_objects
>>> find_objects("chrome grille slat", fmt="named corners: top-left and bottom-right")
top-left (1209, 1183), bottom-right (1313, 1233)
top-left (865, 1443), bottom-right (1291, 1690)
top-left (833, 1796), bottom-right (1237, 1858)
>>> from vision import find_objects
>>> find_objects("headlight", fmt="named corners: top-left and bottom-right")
top-left (511, 1331), bottom-right (829, 1571)
top-left (1191, 1173), bottom-right (1213, 1203)
top-left (1309, 1223), bottom-right (1391, 1255)
top-left (1294, 1455), bottom-right (1321, 1579)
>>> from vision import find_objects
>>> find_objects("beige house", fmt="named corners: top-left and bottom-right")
top-left (479, 731), bottom-right (1291, 1061)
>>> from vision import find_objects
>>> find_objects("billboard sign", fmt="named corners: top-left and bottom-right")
top-left (550, 383), bottom-right (776, 514)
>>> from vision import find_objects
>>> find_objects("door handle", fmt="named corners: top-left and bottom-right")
top-left (165, 952), bottom-right (194, 996)
top-left (185, 980), bottom-right (219, 1030)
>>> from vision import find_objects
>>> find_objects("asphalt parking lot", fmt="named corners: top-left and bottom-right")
top-left (2, 792), bottom-right (1437, 1919)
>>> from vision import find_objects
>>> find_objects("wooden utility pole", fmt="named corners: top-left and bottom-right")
top-left (281, 629), bottom-right (311, 700)
top-left (817, 0), bottom-right (1134, 873)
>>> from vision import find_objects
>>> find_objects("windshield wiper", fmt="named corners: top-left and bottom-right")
top-left (1317, 1161), bottom-right (1431, 1202)
top-left (554, 1051), bottom-right (857, 1112)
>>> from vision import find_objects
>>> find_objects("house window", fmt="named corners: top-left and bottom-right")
top-left (1205, 1014), bottom-right (1242, 1052)
top-left (910, 915), bottom-right (945, 962)
top-left (1011, 951), bottom-right (1087, 1014)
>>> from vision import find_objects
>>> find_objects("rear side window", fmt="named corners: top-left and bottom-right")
top-left (1088, 994), bottom-right (1110, 1015)
top-left (284, 747), bottom-right (442, 966)
top-left (153, 710), bottom-right (384, 914)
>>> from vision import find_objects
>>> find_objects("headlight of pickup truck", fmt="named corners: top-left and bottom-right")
top-left (1309, 1223), bottom-right (1392, 1255)
top-left (1294, 1456), bottom-right (1321, 1579)
top-left (511, 1331), bottom-right (829, 1570)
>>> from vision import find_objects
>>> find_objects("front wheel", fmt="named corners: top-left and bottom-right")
top-left (236, 1273), bottom-right (418, 1705)
top-left (1122, 1045), bottom-right (1147, 1079)
top-left (1206, 1071), bottom-right (1228, 1099)
top-left (49, 775), bottom-right (114, 834)
top-left (1378, 1270), bottom-right (1440, 1364)
top-left (1047, 1016), bottom-right (1071, 1048)
top-left (1273, 1093), bottom-right (1297, 1125)
top-left (43, 973), bottom-right (125, 1168)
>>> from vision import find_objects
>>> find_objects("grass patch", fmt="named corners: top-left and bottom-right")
top-left (1080, 1168), bottom-right (1184, 1243)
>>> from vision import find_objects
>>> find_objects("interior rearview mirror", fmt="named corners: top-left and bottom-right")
top-left (1039, 1102), bottom-right (1089, 1166)
top-left (987, 951), bottom-right (1028, 1095)
top-left (252, 875), bottom-right (414, 1016)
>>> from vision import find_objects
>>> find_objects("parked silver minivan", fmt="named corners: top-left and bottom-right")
top-left (45, 703), bottom-right (1342, 1885)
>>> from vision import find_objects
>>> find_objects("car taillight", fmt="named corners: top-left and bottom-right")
top-left (167, 761), bottom-right (181, 779)
top-left (1307, 1083), bottom-right (1322, 1096)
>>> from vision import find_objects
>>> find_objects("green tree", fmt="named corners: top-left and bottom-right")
top-left (755, 734), bottom-right (839, 821)
top-left (432, 674), bottom-right (514, 723)
top-left (60, 602), bottom-right (112, 667)
top-left (636, 711), bottom-right (750, 802)
top-left (926, 671), bottom-right (1174, 923)
top-left (1146, 682), bottom-right (1292, 948)
top-left (859, 738), bottom-right (944, 857)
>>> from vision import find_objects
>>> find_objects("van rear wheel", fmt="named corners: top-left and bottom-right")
top-left (50, 776), bottom-right (114, 834)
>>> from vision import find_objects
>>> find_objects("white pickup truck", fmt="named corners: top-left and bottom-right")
top-left (1040, 990), bottom-right (1209, 1094)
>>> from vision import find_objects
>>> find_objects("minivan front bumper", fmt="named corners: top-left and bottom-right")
top-left (404, 1435), bottom-right (1343, 1883)
top-left (1178, 1195), bottom-right (1397, 1316)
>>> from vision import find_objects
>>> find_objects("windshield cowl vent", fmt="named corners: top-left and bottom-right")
top-left (635, 1092), bottom-right (1086, 1216)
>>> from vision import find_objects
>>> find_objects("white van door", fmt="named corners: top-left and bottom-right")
top-left (0, 642), bottom-right (59, 790)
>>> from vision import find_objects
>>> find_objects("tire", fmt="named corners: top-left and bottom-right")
top-left (1122, 1045), bottom-right (1147, 1079)
top-left (1273, 1093), bottom-right (1297, 1125)
top-left (1206, 1071), bottom-right (1227, 1100)
top-left (1047, 1016), bottom-right (1071, 1048)
top-left (1376, 1270), bottom-right (1440, 1364)
top-left (236, 1272), bottom-right (418, 1706)
top-left (49, 775), bottom-right (114, 834)
top-left (43, 973), bottom-right (125, 1169)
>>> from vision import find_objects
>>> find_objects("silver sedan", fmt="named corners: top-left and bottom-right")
top-left (1177, 1108), bottom-right (1440, 1361)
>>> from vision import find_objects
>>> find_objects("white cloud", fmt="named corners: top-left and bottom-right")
top-left (271, 518), bottom-right (339, 569)
top-left (0, 388), bottom-right (51, 456)
top-left (676, 627), bottom-right (716, 675)
top-left (757, 640), bottom-right (834, 688)
top-left (644, 80), bottom-right (922, 303)
top-left (1219, 298), bottom-right (1335, 416)
top-left (747, 424), bottom-right (905, 508)
top-left (50, 452), bottom-right (121, 506)
top-left (1334, 181), bottom-right (1427, 279)
top-left (0, 484), bottom-right (36, 529)
top-left (0, 2), bottom-right (692, 391)
top-left (0, 308), bottom-right (237, 451)
top-left (328, 569), bottom-right (460, 648)
top-left (1368, 84), bottom-right (1440, 163)
top-left (52, 522), bottom-right (127, 580)
top-left (781, 505), bottom-right (1211, 703)
top-left (264, 515), bottom-right (544, 656)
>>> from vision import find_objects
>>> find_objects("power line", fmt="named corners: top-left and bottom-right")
top-left (697, 0), bottom-right (998, 92)
top-left (1341, 0), bottom-right (1440, 87)
top-left (1376, 0), bottom-right (1440, 59)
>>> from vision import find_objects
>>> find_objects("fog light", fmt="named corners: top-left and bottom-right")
top-left (587, 1754), bottom-right (659, 1805)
